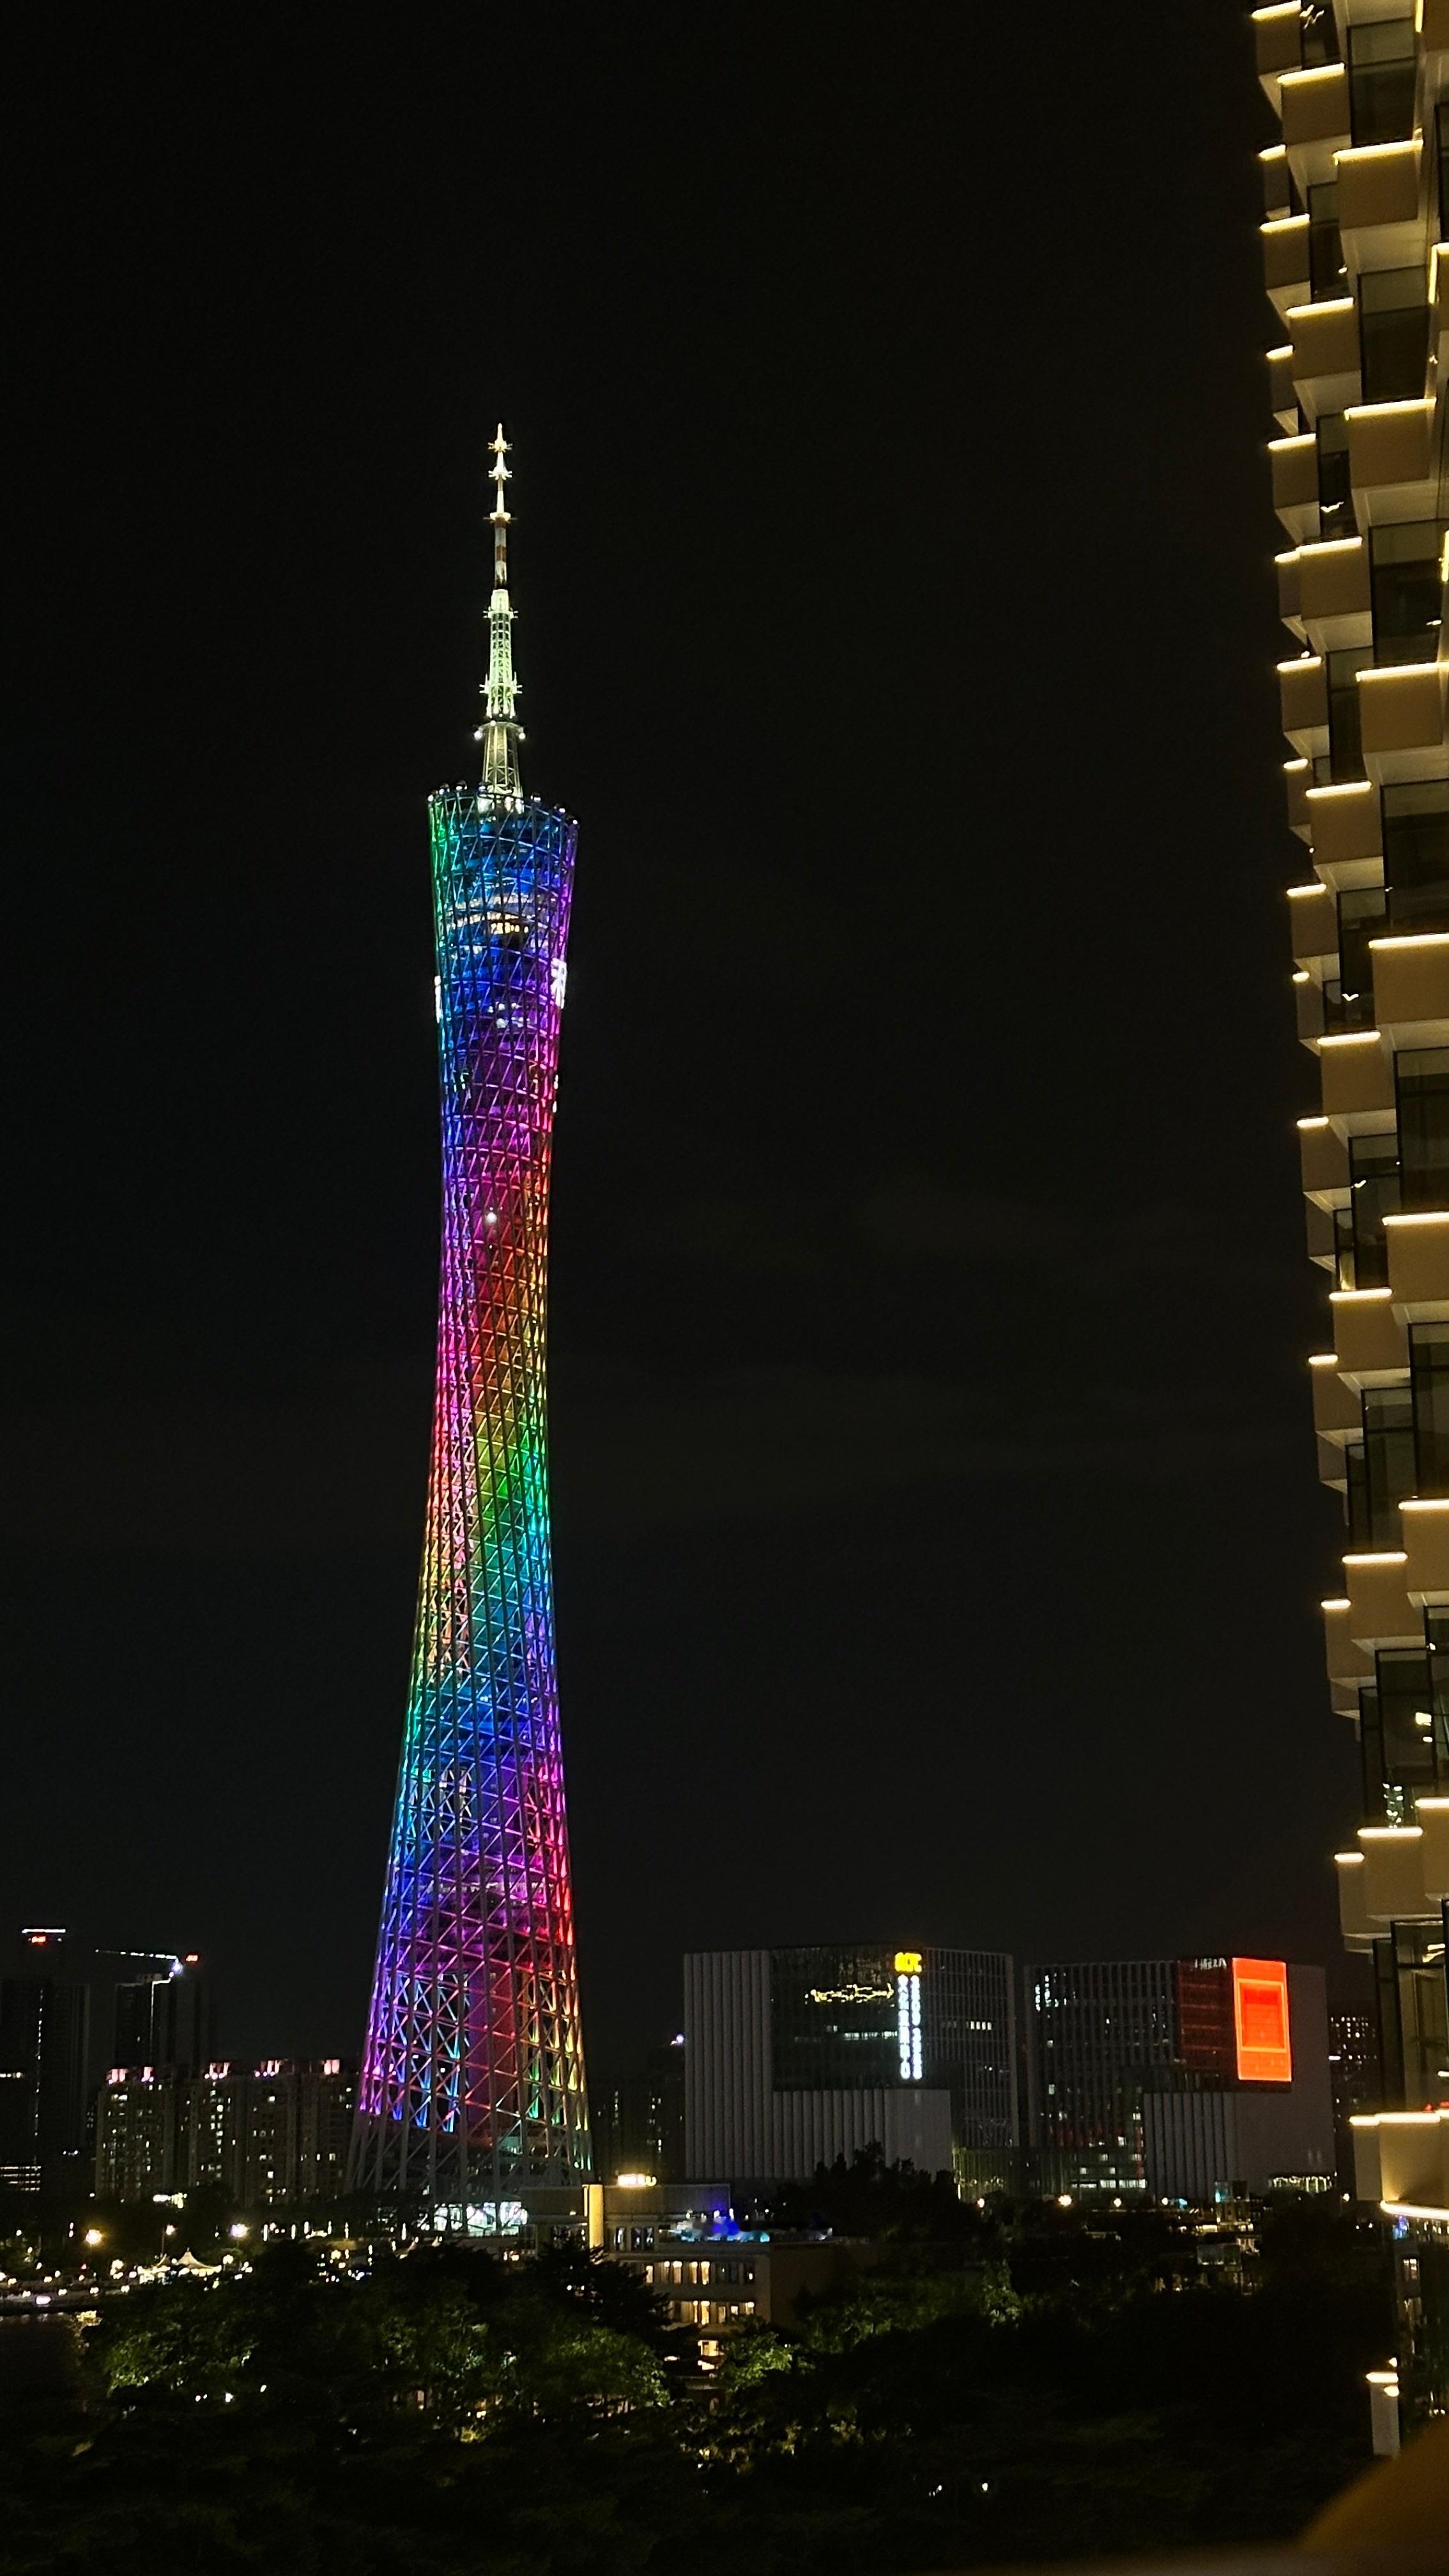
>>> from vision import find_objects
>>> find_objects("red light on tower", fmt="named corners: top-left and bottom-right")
top-left (1232, 1958), bottom-right (1292, 2083)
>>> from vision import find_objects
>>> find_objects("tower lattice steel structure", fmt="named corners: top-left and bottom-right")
top-left (351, 429), bottom-right (590, 2205)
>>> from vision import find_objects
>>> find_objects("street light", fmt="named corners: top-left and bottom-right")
top-left (82, 2229), bottom-right (103, 2250)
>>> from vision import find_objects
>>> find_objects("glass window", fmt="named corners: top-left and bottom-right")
top-left (1360, 273), bottom-right (1431, 407)
top-left (1316, 413), bottom-right (1355, 539)
top-left (1308, 183), bottom-right (1346, 304)
top-left (1386, 785), bottom-right (1449, 933)
top-left (1349, 19), bottom-right (1416, 146)
top-left (1326, 646), bottom-right (1372, 781)
top-left (1398, 1050), bottom-right (1449, 1209)
top-left (1348, 1128), bottom-right (1400, 1285)
top-left (1393, 1922), bottom-right (1449, 2110)
top-left (1414, 1326), bottom-right (1449, 1489)
top-left (1377, 1648), bottom-right (1439, 1790)
top-left (1301, 1), bottom-right (1338, 67)
top-left (1370, 522), bottom-right (1443, 664)
top-left (1439, 103), bottom-right (1449, 245)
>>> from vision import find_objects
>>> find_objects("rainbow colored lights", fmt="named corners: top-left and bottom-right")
top-left (351, 783), bottom-right (589, 2199)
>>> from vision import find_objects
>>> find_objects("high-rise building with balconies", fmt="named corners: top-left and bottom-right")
top-left (1254, 0), bottom-right (1449, 2419)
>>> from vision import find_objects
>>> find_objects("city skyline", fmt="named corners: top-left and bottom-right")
top-left (3, 6), bottom-right (1356, 2080)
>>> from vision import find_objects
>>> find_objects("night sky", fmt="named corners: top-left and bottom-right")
top-left (3, 8), bottom-right (1365, 2078)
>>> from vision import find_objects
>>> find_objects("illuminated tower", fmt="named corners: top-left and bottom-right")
top-left (352, 429), bottom-right (589, 2205)
top-left (1253, 3), bottom-right (1449, 2419)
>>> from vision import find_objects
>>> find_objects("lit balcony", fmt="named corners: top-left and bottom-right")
top-left (1296, 534), bottom-right (1371, 650)
top-left (1336, 1850), bottom-right (1374, 1945)
top-left (1253, 2), bottom-right (1303, 105)
top-left (1305, 778), bottom-right (1382, 887)
top-left (1370, 930), bottom-right (1449, 1043)
top-left (1337, 140), bottom-right (1424, 275)
top-left (1298, 1114), bottom-right (1350, 1203)
top-left (1356, 1822), bottom-right (1437, 1917)
top-left (1279, 656), bottom-right (1328, 756)
top-left (1289, 880), bottom-right (1338, 970)
top-left (1262, 215), bottom-right (1310, 321)
top-left (1287, 300), bottom-right (1361, 422)
top-left (1346, 398), bottom-right (1436, 526)
top-left (1297, 974), bottom-right (1326, 1045)
top-left (1385, 1210), bottom-right (1449, 1319)
top-left (1268, 344), bottom-right (1298, 433)
top-left (1359, 661), bottom-right (1449, 786)
top-left (1270, 433), bottom-right (1318, 540)
top-left (1310, 1354), bottom-right (1361, 1441)
top-left (1280, 65), bottom-right (1351, 190)
top-left (1353, 2107), bottom-right (1449, 2215)
top-left (1323, 1595), bottom-right (1374, 1691)
top-left (1341, 1549), bottom-right (1418, 1645)
top-left (1285, 756), bottom-right (1312, 840)
top-left (1330, 1285), bottom-right (1408, 1382)
top-left (1277, 549), bottom-right (1304, 637)
top-left (1305, 1194), bottom-right (1335, 1261)
top-left (1261, 144), bottom-right (1293, 221)
top-left (1317, 1031), bottom-right (1395, 1124)
top-left (1400, 1498), bottom-right (1449, 1604)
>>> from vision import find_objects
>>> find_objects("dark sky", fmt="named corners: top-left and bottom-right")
top-left (3, 8), bottom-right (1365, 2076)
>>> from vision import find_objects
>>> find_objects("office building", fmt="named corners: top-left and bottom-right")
top-left (107, 1951), bottom-right (209, 2074)
top-left (1253, 0), bottom-right (1449, 2413)
top-left (0, 1929), bottom-right (91, 2197)
top-left (592, 2036), bottom-right (686, 2185)
top-left (1329, 2004), bottom-right (1381, 2184)
top-left (1025, 1956), bottom-right (1334, 2199)
top-left (684, 1945), bottom-right (1017, 2191)
top-left (95, 2058), bottom-right (358, 2207)
top-left (353, 429), bottom-right (588, 2203)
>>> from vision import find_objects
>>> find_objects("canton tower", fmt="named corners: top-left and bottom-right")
top-left (351, 430), bottom-right (590, 2204)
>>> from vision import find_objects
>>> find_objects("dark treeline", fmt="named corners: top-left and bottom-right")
top-left (0, 2172), bottom-right (1393, 2572)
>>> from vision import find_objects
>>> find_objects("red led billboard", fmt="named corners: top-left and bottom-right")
top-left (1232, 1957), bottom-right (1292, 2085)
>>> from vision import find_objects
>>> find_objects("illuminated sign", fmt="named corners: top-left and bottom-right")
top-left (893, 1951), bottom-right (922, 1974)
top-left (806, 1984), bottom-right (892, 2006)
top-left (1232, 1958), bottom-right (1292, 2085)
top-left (895, 1961), bottom-right (923, 2082)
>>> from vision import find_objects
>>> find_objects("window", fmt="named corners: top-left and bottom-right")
top-left (1327, 645), bottom-right (1372, 780)
top-left (1397, 1050), bottom-right (1449, 1209)
top-left (1348, 19), bottom-right (1416, 146)
top-left (1347, 1128), bottom-right (1400, 1285)
top-left (1308, 183), bottom-right (1346, 305)
top-left (1346, 1386), bottom-right (1414, 1545)
top-left (1315, 413), bottom-right (1354, 539)
top-left (1386, 785), bottom-right (1449, 933)
top-left (1370, 523), bottom-right (1443, 663)
top-left (1414, 1327), bottom-right (1449, 1490)
top-left (1360, 273), bottom-right (1431, 406)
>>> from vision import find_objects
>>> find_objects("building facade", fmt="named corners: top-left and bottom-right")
top-left (684, 1945), bottom-right (1018, 2190)
top-left (95, 2058), bottom-right (358, 2206)
top-left (1025, 1956), bottom-right (1334, 2199)
top-left (0, 1930), bottom-right (91, 2198)
top-left (351, 431), bottom-right (588, 2207)
top-left (1252, 0), bottom-right (1449, 2413)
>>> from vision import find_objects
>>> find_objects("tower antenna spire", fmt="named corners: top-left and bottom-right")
top-left (477, 422), bottom-right (525, 793)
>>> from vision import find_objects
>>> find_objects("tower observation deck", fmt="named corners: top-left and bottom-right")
top-left (351, 430), bottom-right (589, 2207)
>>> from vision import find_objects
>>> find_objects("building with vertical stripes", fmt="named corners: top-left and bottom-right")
top-left (684, 1945), bottom-right (1017, 2192)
